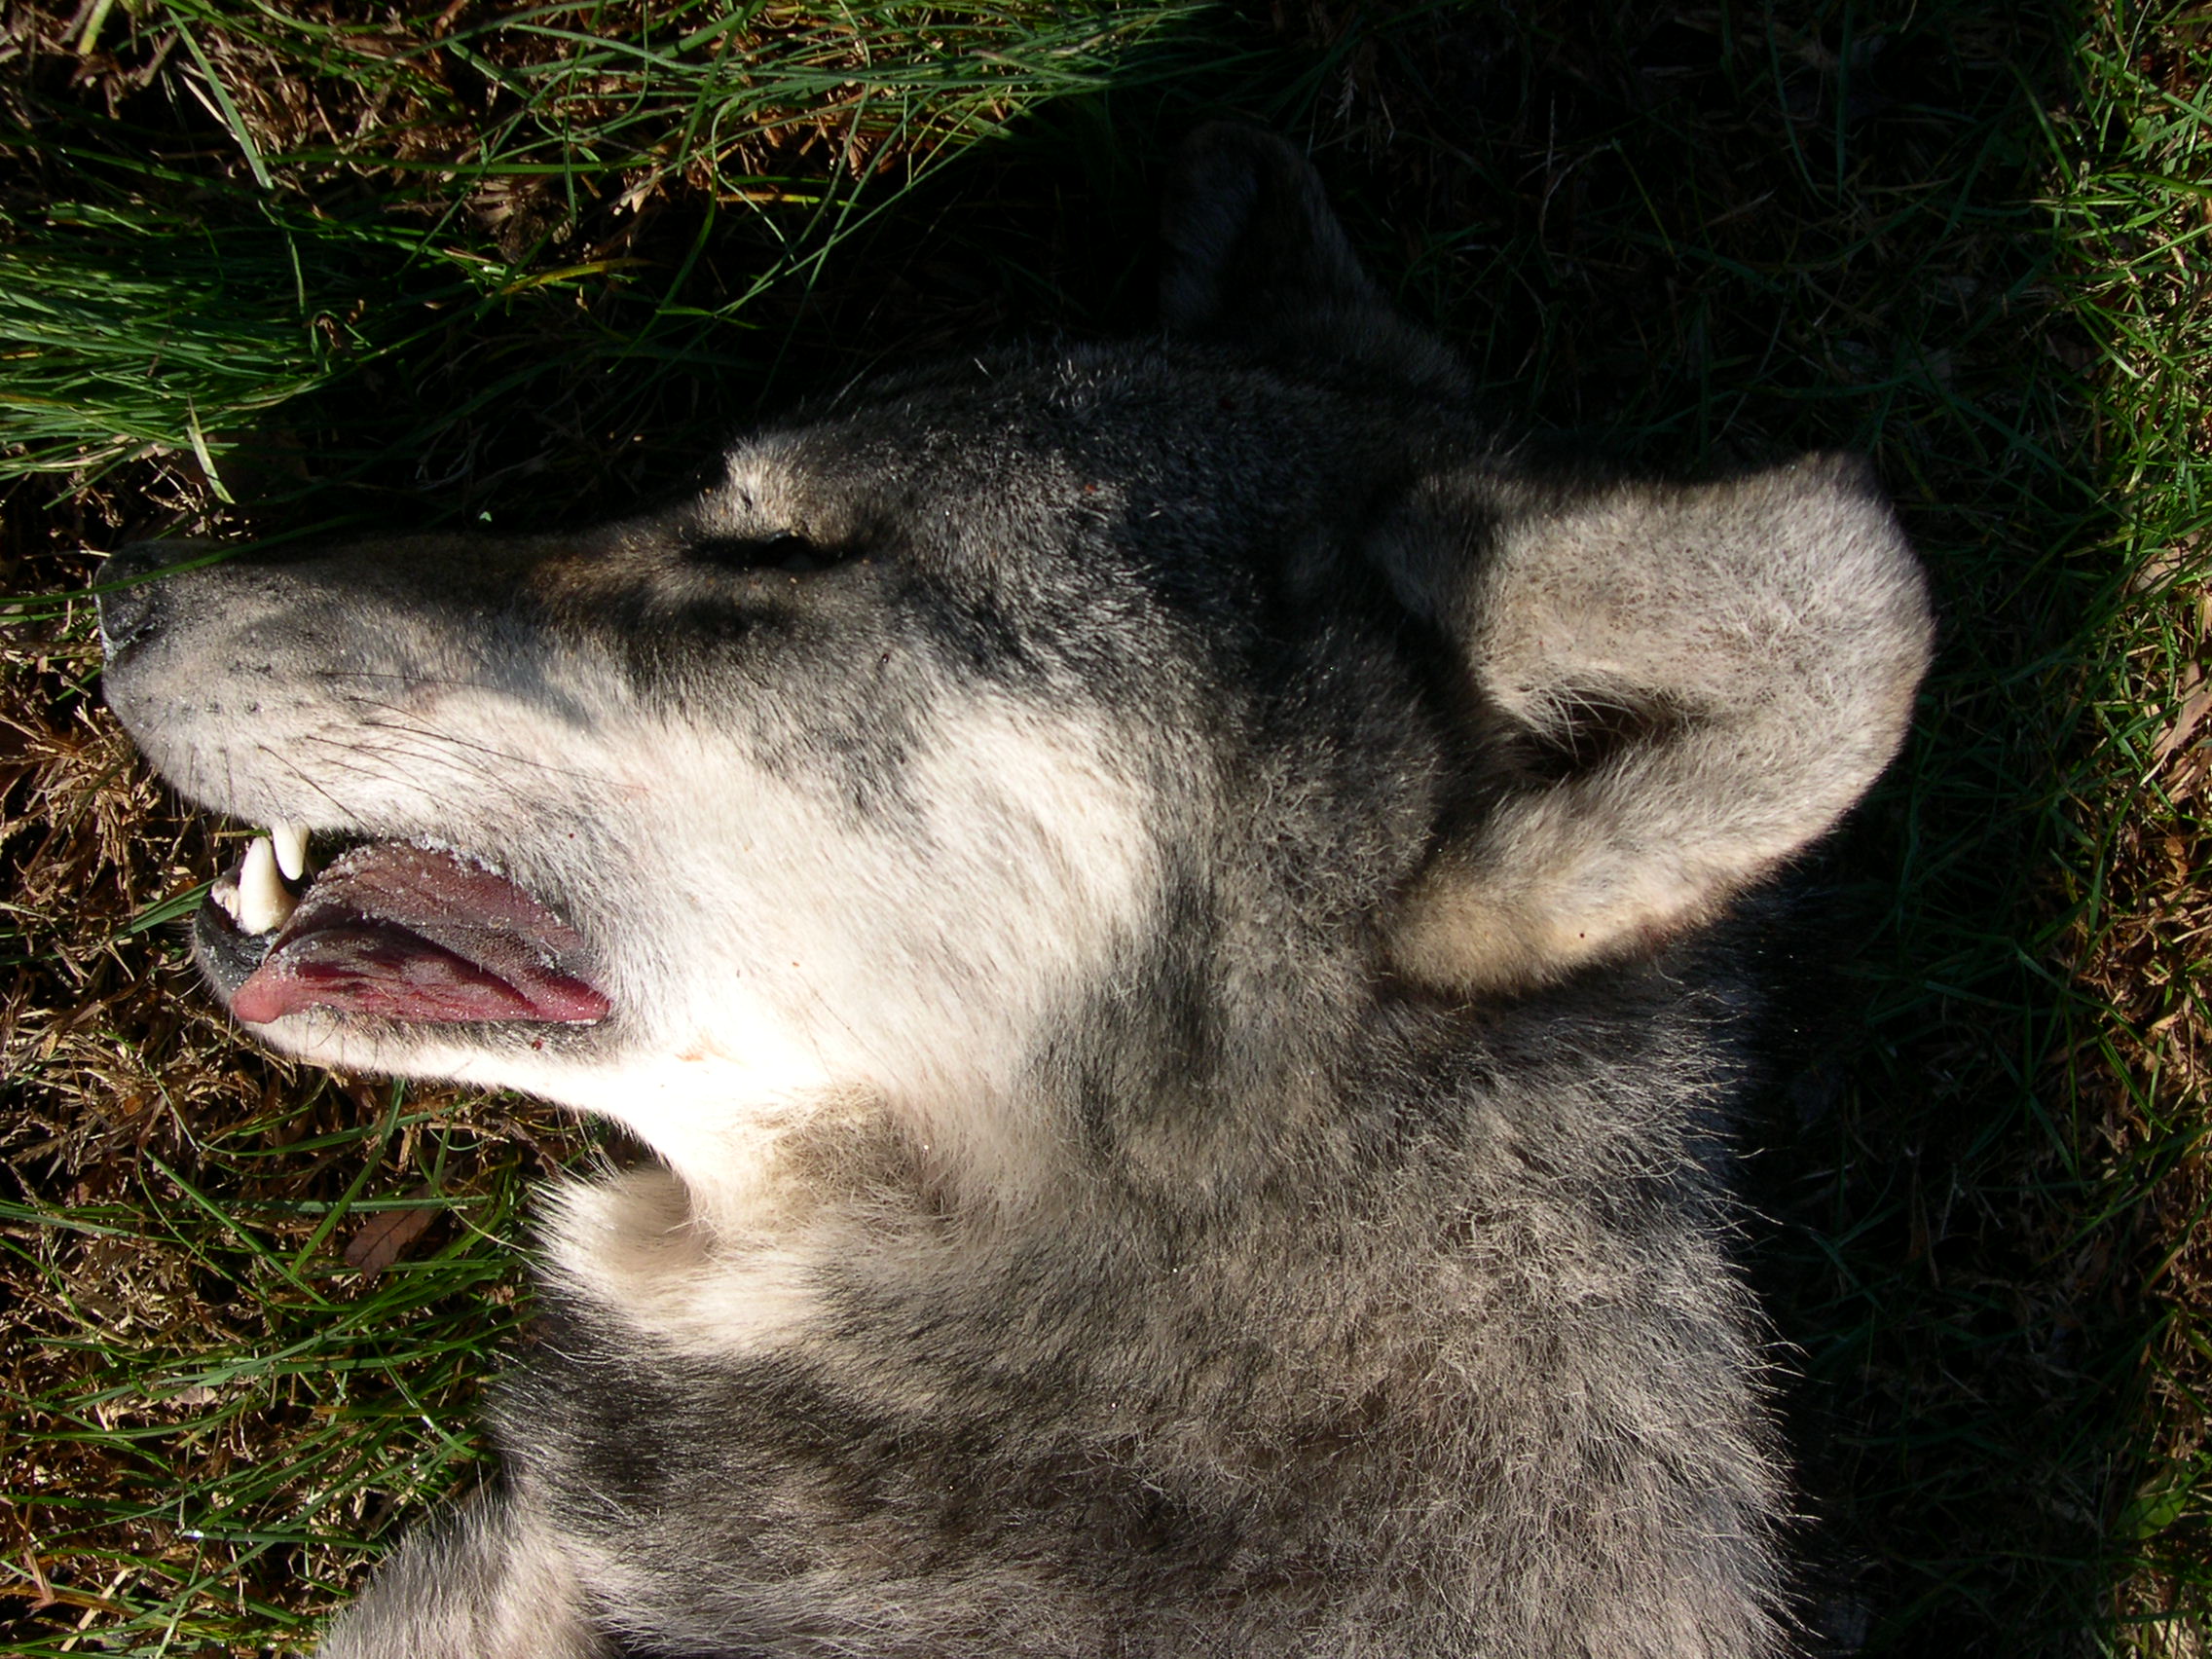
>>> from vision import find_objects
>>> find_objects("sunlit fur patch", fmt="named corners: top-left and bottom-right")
top-left (197, 675), bottom-right (1161, 1239)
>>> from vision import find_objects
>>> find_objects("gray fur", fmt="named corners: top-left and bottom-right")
top-left (99, 127), bottom-right (1932, 1657)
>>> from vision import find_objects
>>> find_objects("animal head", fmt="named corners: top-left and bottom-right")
top-left (99, 127), bottom-right (1931, 1197)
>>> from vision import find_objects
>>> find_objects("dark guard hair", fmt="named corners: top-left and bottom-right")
top-left (97, 126), bottom-right (1932, 1657)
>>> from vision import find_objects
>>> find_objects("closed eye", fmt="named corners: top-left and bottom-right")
top-left (687, 532), bottom-right (843, 572)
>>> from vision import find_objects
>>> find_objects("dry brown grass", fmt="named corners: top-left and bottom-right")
top-left (2067, 561), bottom-right (2212, 1643)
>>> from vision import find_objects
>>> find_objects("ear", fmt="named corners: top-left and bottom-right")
top-left (1160, 124), bottom-right (1463, 396)
top-left (1380, 454), bottom-right (1934, 994)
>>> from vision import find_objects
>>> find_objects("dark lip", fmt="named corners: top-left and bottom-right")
top-left (190, 848), bottom-right (276, 1007)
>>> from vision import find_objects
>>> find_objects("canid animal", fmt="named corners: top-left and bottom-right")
top-left (98, 128), bottom-right (1931, 1657)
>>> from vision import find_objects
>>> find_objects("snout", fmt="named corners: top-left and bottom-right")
top-left (94, 541), bottom-right (211, 659)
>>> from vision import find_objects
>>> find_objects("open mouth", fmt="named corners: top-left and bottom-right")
top-left (197, 827), bottom-right (611, 1027)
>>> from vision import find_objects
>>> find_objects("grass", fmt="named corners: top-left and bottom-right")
top-left (5, 1085), bottom-right (557, 1649)
top-left (2046, 8), bottom-right (2212, 1635)
top-left (0, 0), bottom-right (1226, 492)
top-left (4, 0), bottom-right (2211, 1652)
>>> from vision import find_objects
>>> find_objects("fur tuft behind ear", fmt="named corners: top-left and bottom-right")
top-left (1383, 454), bottom-right (1934, 994)
top-left (1160, 125), bottom-right (1464, 396)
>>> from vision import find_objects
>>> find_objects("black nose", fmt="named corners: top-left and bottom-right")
top-left (95, 541), bottom-right (203, 657)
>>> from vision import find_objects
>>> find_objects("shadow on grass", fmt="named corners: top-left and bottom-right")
top-left (1, 0), bottom-right (2182, 1653)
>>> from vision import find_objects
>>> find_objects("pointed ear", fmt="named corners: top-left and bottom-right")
top-left (1381, 454), bottom-right (1934, 994)
top-left (1160, 124), bottom-right (1463, 395)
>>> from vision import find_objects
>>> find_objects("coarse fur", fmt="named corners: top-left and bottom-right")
top-left (97, 128), bottom-right (1933, 1657)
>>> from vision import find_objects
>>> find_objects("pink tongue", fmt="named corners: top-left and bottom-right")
top-left (231, 844), bottom-right (609, 1026)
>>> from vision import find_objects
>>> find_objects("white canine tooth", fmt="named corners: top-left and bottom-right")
top-left (236, 837), bottom-right (297, 936)
top-left (270, 821), bottom-right (309, 882)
